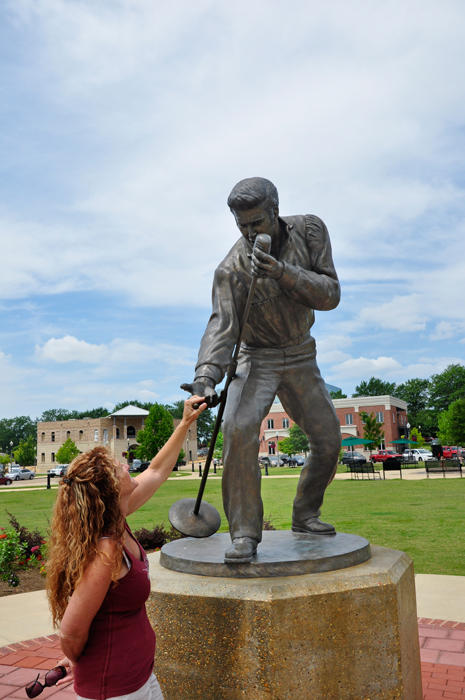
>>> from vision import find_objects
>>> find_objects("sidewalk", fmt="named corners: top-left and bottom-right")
top-left (1, 561), bottom-right (464, 699)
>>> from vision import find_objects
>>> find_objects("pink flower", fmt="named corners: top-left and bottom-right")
top-left (31, 546), bottom-right (40, 553)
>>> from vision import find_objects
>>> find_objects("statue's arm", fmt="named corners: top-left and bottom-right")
top-left (194, 266), bottom-right (248, 387)
top-left (277, 216), bottom-right (340, 311)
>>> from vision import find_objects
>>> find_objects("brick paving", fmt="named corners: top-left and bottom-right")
top-left (1, 622), bottom-right (465, 698)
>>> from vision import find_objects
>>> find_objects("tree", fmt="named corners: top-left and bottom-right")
top-left (359, 412), bottom-right (385, 454)
top-left (0, 416), bottom-right (36, 451)
top-left (279, 437), bottom-right (295, 458)
top-left (135, 404), bottom-right (174, 461)
top-left (438, 398), bottom-right (465, 446)
top-left (409, 427), bottom-right (425, 448)
top-left (39, 407), bottom-right (110, 421)
top-left (353, 378), bottom-right (396, 397)
top-left (13, 435), bottom-right (36, 467)
top-left (415, 408), bottom-right (439, 439)
top-left (165, 401), bottom-right (184, 419)
top-left (288, 424), bottom-right (309, 455)
top-left (394, 378), bottom-right (430, 426)
top-left (429, 364), bottom-right (465, 414)
top-left (166, 400), bottom-right (216, 445)
top-left (56, 438), bottom-right (80, 464)
top-left (213, 430), bottom-right (223, 460)
top-left (330, 389), bottom-right (347, 399)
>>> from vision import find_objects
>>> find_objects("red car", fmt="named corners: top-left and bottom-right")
top-left (442, 446), bottom-right (460, 459)
top-left (371, 450), bottom-right (401, 463)
top-left (0, 475), bottom-right (13, 486)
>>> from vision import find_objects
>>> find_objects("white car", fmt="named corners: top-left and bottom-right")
top-left (6, 467), bottom-right (35, 480)
top-left (402, 449), bottom-right (435, 462)
top-left (48, 464), bottom-right (69, 477)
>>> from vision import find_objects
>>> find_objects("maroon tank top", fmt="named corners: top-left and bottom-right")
top-left (73, 524), bottom-right (156, 700)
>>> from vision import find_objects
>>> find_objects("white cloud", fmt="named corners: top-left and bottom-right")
top-left (35, 336), bottom-right (196, 367)
top-left (36, 336), bottom-right (109, 364)
top-left (329, 356), bottom-right (402, 379)
top-left (358, 295), bottom-right (426, 333)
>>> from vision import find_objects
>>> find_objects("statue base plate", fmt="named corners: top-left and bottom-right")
top-left (160, 530), bottom-right (370, 578)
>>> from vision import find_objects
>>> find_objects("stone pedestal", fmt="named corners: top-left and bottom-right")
top-left (147, 545), bottom-right (422, 699)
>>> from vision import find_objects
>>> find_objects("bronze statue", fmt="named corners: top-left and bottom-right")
top-left (182, 177), bottom-right (341, 563)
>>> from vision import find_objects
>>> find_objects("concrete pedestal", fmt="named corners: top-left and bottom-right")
top-left (147, 545), bottom-right (422, 699)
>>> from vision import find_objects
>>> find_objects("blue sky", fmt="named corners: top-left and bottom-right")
top-left (1, 0), bottom-right (465, 418)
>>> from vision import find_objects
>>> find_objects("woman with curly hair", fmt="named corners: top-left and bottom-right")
top-left (46, 396), bottom-right (206, 700)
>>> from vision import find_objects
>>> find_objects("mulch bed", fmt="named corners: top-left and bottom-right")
top-left (0, 568), bottom-right (45, 597)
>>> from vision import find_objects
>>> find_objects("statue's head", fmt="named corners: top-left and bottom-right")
top-left (227, 177), bottom-right (280, 246)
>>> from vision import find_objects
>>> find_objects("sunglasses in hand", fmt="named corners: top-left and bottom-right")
top-left (25, 666), bottom-right (67, 698)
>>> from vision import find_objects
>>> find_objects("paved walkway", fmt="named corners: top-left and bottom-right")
top-left (0, 623), bottom-right (464, 699)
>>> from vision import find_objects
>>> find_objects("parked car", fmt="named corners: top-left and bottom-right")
top-left (6, 467), bottom-right (35, 480)
top-left (48, 464), bottom-right (69, 477)
top-left (0, 475), bottom-right (13, 486)
top-left (129, 459), bottom-right (142, 473)
top-left (442, 446), bottom-right (461, 459)
top-left (371, 450), bottom-right (401, 463)
top-left (341, 451), bottom-right (366, 465)
top-left (260, 456), bottom-right (285, 467)
top-left (284, 455), bottom-right (305, 466)
top-left (402, 449), bottom-right (435, 462)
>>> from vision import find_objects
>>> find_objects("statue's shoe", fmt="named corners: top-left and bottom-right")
top-left (224, 537), bottom-right (258, 564)
top-left (292, 517), bottom-right (336, 535)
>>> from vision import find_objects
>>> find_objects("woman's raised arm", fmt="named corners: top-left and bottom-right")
top-left (126, 396), bottom-right (206, 516)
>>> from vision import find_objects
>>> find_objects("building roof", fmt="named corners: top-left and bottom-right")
top-left (109, 405), bottom-right (150, 417)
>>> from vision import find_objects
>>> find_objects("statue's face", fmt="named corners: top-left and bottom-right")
top-left (232, 204), bottom-right (279, 247)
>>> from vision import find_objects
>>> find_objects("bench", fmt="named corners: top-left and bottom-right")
top-left (426, 460), bottom-right (463, 477)
top-left (349, 461), bottom-right (381, 480)
top-left (383, 457), bottom-right (403, 479)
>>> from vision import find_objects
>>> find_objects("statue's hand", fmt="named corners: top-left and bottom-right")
top-left (251, 248), bottom-right (284, 280)
top-left (180, 378), bottom-right (219, 408)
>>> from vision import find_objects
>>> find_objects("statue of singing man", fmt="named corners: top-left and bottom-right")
top-left (183, 177), bottom-right (342, 563)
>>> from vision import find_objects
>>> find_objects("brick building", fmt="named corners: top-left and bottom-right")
top-left (36, 405), bottom-right (197, 470)
top-left (259, 395), bottom-right (408, 457)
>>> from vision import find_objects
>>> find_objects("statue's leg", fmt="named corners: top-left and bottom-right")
top-left (278, 346), bottom-right (341, 529)
top-left (222, 350), bottom-right (278, 545)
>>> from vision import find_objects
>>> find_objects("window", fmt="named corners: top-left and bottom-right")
top-left (376, 412), bottom-right (384, 423)
top-left (282, 418), bottom-right (289, 429)
top-left (268, 442), bottom-right (276, 455)
top-left (79, 430), bottom-right (84, 440)
top-left (345, 414), bottom-right (353, 425)
top-left (267, 419), bottom-right (274, 430)
top-left (66, 431), bottom-right (70, 439)
top-left (41, 432), bottom-right (45, 442)
top-left (127, 426), bottom-right (136, 438)
top-left (51, 432), bottom-right (55, 442)
top-left (41, 453), bottom-right (45, 463)
top-left (393, 413), bottom-right (396, 423)
top-left (51, 453), bottom-right (55, 463)
top-left (94, 429), bottom-right (99, 442)
top-left (103, 429), bottom-right (108, 444)
top-left (116, 428), bottom-right (120, 439)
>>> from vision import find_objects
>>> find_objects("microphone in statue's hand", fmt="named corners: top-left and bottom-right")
top-left (253, 234), bottom-right (272, 256)
top-left (251, 233), bottom-right (284, 279)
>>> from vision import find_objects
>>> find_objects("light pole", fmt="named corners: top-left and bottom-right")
top-left (127, 438), bottom-right (130, 465)
top-left (276, 434), bottom-right (280, 465)
top-left (406, 423), bottom-right (411, 459)
top-left (10, 440), bottom-right (13, 466)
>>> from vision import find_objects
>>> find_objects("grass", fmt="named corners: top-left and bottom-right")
top-left (0, 477), bottom-right (464, 575)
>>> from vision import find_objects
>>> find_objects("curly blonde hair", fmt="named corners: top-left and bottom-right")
top-left (46, 447), bottom-right (125, 627)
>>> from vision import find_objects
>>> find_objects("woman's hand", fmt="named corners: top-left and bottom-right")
top-left (56, 657), bottom-right (76, 686)
top-left (182, 395), bottom-right (208, 426)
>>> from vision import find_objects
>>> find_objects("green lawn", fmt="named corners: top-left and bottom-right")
top-left (1, 477), bottom-right (464, 576)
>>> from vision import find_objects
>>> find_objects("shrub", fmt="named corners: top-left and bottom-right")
top-left (0, 528), bottom-right (26, 587)
top-left (7, 511), bottom-right (46, 558)
top-left (263, 515), bottom-right (276, 531)
top-left (134, 524), bottom-right (184, 550)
